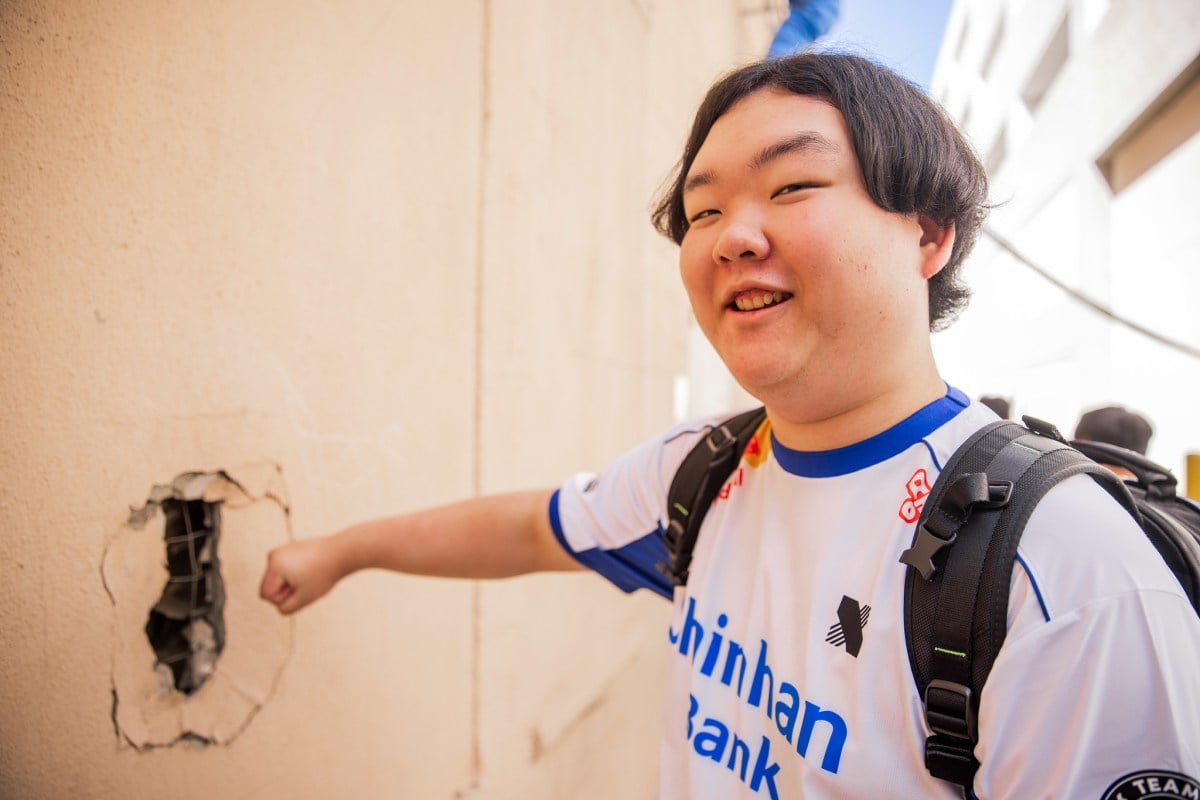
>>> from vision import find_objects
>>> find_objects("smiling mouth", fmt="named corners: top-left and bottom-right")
top-left (730, 290), bottom-right (793, 312)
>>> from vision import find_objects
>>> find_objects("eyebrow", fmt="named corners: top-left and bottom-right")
top-left (682, 131), bottom-right (841, 195)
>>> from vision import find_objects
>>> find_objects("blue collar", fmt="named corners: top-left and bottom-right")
top-left (770, 386), bottom-right (969, 477)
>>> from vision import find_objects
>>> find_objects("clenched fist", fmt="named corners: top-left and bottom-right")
top-left (260, 536), bottom-right (346, 615)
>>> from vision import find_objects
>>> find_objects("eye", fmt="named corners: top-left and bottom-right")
top-left (687, 208), bottom-right (719, 224)
top-left (772, 183), bottom-right (817, 199)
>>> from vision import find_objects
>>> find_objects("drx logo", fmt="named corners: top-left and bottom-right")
top-left (825, 596), bottom-right (870, 658)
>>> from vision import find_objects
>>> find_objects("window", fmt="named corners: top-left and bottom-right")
top-left (1097, 56), bottom-right (1200, 193)
top-left (982, 16), bottom-right (1006, 79)
top-left (1021, 14), bottom-right (1070, 111)
top-left (986, 123), bottom-right (1008, 176)
top-left (955, 14), bottom-right (971, 62)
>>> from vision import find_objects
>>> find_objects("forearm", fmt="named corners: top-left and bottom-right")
top-left (334, 488), bottom-right (577, 579)
top-left (262, 488), bottom-right (582, 613)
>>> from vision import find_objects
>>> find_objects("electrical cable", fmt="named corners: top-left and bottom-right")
top-left (982, 227), bottom-right (1200, 362)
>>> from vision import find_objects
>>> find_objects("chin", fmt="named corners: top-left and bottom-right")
top-left (725, 360), bottom-right (798, 403)
top-left (717, 338), bottom-right (808, 392)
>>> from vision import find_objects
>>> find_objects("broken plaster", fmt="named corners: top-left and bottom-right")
top-left (101, 463), bottom-right (293, 750)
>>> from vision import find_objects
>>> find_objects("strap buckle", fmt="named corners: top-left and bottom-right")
top-left (899, 523), bottom-right (957, 581)
top-left (978, 481), bottom-right (1013, 509)
top-left (661, 518), bottom-right (685, 550)
top-left (657, 518), bottom-right (689, 586)
top-left (924, 679), bottom-right (977, 741)
top-left (705, 423), bottom-right (737, 454)
top-left (899, 477), bottom-right (1014, 581)
top-left (654, 559), bottom-right (688, 586)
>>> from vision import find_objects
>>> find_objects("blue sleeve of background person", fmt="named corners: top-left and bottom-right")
top-left (549, 490), bottom-right (674, 600)
top-left (768, 0), bottom-right (841, 57)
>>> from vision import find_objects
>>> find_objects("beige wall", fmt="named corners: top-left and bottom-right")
top-left (0, 1), bottom-right (774, 797)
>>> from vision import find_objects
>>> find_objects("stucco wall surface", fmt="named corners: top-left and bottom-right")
top-left (0, 1), bottom-right (773, 798)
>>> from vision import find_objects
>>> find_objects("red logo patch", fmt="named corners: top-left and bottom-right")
top-left (898, 469), bottom-right (932, 523)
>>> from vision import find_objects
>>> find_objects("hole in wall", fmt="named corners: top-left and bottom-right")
top-left (103, 464), bottom-right (293, 750)
top-left (144, 497), bottom-right (226, 696)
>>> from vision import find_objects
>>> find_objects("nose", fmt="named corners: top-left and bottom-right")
top-left (713, 214), bottom-right (769, 263)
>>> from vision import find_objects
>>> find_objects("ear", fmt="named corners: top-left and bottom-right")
top-left (916, 215), bottom-right (956, 280)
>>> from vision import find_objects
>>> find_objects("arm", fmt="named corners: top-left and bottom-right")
top-left (975, 589), bottom-right (1200, 797)
top-left (974, 477), bottom-right (1200, 796)
top-left (259, 488), bottom-right (583, 614)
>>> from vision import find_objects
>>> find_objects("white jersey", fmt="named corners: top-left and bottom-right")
top-left (550, 387), bottom-right (1200, 799)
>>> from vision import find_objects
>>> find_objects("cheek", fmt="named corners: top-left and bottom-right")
top-left (678, 240), bottom-right (710, 294)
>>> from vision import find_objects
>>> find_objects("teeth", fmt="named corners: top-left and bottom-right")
top-left (734, 291), bottom-right (787, 312)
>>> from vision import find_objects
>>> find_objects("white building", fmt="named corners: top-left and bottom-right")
top-left (929, 0), bottom-right (1200, 486)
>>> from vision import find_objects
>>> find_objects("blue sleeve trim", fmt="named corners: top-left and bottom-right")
top-left (548, 489), bottom-right (673, 600)
top-left (548, 488), bottom-right (569, 546)
top-left (1015, 553), bottom-right (1051, 622)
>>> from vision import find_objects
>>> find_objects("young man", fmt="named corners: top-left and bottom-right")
top-left (261, 53), bottom-right (1200, 798)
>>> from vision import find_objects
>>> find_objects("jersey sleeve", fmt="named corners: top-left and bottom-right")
top-left (973, 475), bottom-right (1200, 797)
top-left (549, 416), bottom-right (726, 600)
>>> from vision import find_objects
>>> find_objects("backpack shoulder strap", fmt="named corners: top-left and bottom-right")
top-left (900, 416), bottom-right (1136, 797)
top-left (659, 406), bottom-right (767, 587)
top-left (1070, 438), bottom-right (1177, 499)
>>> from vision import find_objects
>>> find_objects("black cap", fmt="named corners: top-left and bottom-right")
top-left (1074, 405), bottom-right (1154, 455)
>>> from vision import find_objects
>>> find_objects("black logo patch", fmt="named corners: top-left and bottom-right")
top-left (826, 595), bottom-right (870, 657)
top-left (1101, 770), bottom-right (1198, 799)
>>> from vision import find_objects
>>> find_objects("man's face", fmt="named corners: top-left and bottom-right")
top-left (679, 88), bottom-right (939, 416)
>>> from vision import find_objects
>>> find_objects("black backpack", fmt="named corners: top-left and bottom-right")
top-left (658, 408), bottom-right (1200, 798)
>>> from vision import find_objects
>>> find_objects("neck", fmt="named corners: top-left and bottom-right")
top-left (763, 363), bottom-right (947, 452)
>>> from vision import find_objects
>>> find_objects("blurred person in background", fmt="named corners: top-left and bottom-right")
top-left (978, 394), bottom-right (1011, 419)
top-left (1075, 404), bottom-right (1154, 455)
